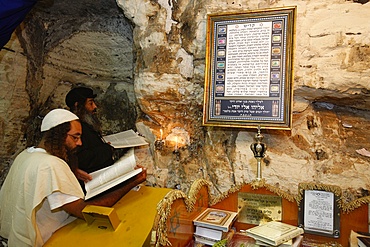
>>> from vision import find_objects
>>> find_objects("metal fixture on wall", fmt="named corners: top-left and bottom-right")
top-left (250, 126), bottom-right (267, 180)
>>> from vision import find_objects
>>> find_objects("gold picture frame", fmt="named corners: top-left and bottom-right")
top-left (202, 6), bottom-right (296, 130)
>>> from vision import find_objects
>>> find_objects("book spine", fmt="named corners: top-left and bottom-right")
top-left (275, 230), bottom-right (303, 246)
top-left (194, 222), bottom-right (228, 232)
top-left (194, 234), bottom-right (219, 242)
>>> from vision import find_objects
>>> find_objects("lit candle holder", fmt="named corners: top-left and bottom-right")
top-left (155, 129), bottom-right (165, 150)
top-left (173, 136), bottom-right (180, 160)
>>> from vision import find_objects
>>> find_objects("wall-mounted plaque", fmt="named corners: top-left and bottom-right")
top-left (238, 192), bottom-right (282, 225)
top-left (203, 6), bottom-right (296, 130)
top-left (298, 185), bottom-right (341, 238)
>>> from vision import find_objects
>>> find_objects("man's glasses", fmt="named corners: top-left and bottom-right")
top-left (67, 134), bottom-right (82, 142)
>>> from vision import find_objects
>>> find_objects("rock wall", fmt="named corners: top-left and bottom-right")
top-left (117, 0), bottom-right (370, 200)
top-left (0, 0), bottom-right (369, 204)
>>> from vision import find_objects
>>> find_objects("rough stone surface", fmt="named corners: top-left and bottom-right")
top-left (115, 0), bottom-right (370, 199)
top-left (0, 0), bottom-right (369, 205)
top-left (0, 34), bottom-right (29, 158)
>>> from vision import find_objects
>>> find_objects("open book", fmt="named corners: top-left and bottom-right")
top-left (102, 129), bottom-right (148, 149)
top-left (84, 148), bottom-right (142, 200)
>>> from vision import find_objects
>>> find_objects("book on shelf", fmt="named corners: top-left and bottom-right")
top-left (358, 236), bottom-right (370, 247)
top-left (193, 208), bottom-right (238, 232)
top-left (195, 225), bottom-right (228, 242)
top-left (102, 129), bottom-right (148, 149)
top-left (245, 221), bottom-right (304, 246)
top-left (84, 148), bottom-right (142, 200)
top-left (349, 230), bottom-right (370, 247)
top-left (255, 235), bottom-right (303, 247)
top-left (194, 233), bottom-right (220, 246)
top-left (194, 228), bottom-right (235, 246)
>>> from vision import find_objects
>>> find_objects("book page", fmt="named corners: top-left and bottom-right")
top-left (84, 148), bottom-right (140, 199)
top-left (102, 129), bottom-right (148, 149)
top-left (303, 190), bottom-right (334, 233)
top-left (86, 149), bottom-right (136, 189)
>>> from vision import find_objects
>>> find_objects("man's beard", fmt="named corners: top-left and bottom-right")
top-left (66, 147), bottom-right (80, 171)
top-left (78, 107), bottom-right (102, 133)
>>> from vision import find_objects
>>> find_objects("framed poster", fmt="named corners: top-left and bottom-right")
top-left (202, 6), bottom-right (296, 130)
top-left (298, 184), bottom-right (341, 238)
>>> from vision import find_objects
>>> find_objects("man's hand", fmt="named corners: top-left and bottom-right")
top-left (74, 168), bottom-right (92, 182)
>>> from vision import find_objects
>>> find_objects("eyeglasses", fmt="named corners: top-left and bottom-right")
top-left (67, 134), bottom-right (82, 142)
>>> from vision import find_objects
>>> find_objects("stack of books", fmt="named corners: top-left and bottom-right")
top-left (353, 231), bottom-right (370, 247)
top-left (358, 237), bottom-right (370, 247)
top-left (350, 230), bottom-right (370, 247)
top-left (192, 208), bottom-right (238, 246)
top-left (244, 221), bottom-right (304, 247)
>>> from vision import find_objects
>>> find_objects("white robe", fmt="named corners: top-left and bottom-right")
top-left (0, 147), bottom-right (84, 247)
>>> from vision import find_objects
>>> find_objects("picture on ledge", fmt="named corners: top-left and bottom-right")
top-left (298, 183), bottom-right (341, 238)
top-left (202, 6), bottom-right (296, 130)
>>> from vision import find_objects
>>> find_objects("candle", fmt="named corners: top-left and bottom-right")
top-left (175, 136), bottom-right (178, 151)
top-left (160, 129), bottom-right (163, 140)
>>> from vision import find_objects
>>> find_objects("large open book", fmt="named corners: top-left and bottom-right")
top-left (102, 129), bottom-right (148, 149)
top-left (84, 148), bottom-right (142, 200)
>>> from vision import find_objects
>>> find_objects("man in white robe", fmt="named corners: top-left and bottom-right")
top-left (0, 109), bottom-right (146, 247)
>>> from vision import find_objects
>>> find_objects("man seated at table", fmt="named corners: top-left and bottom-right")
top-left (0, 109), bottom-right (146, 247)
top-left (65, 86), bottom-right (115, 186)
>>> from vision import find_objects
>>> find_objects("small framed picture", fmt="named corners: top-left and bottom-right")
top-left (298, 183), bottom-right (341, 238)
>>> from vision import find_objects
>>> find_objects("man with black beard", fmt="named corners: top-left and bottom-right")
top-left (65, 87), bottom-right (114, 184)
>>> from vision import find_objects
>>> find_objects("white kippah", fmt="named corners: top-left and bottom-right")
top-left (41, 109), bottom-right (79, 132)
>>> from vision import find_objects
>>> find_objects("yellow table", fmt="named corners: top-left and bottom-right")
top-left (45, 186), bottom-right (171, 247)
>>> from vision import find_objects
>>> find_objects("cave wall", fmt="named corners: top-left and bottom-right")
top-left (0, 0), bottom-right (369, 203)
top-left (118, 0), bottom-right (370, 200)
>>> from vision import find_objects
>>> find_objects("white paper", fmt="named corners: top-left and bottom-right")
top-left (356, 148), bottom-right (370, 157)
top-left (304, 190), bottom-right (334, 233)
top-left (84, 148), bottom-right (142, 200)
top-left (102, 129), bottom-right (148, 149)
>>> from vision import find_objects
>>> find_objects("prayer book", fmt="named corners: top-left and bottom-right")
top-left (193, 233), bottom-right (221, 246)
top-left (194, 228), bottom-right (235, 246)
top-left (84, 148), bottom-right (142, 200)
top-left (358, 236), bottom-right (370, 247)
top-left (349, 230), bottom-right (370, 247)
top-left (193, 208), bottom-right (238, 232)
top-left (103, 129), bottom-right (148, 149)
top-left (245, 221), bottom-right (304, 246)
top-left (194, 225), bottom-right (228, 241)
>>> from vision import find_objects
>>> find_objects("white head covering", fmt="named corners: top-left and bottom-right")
top-left (41, 109), bottom-right (79, 132)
